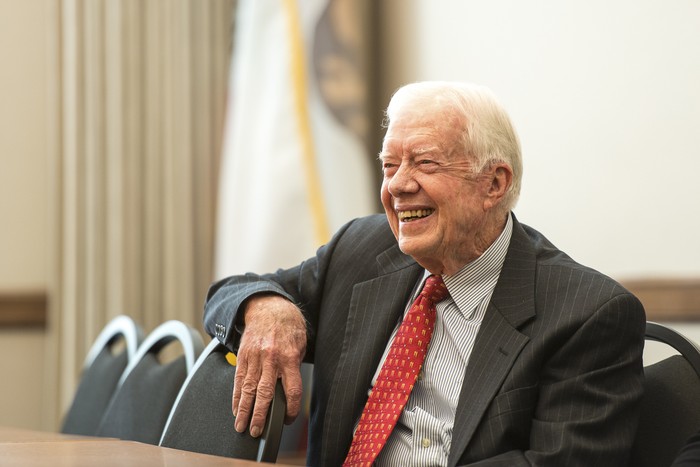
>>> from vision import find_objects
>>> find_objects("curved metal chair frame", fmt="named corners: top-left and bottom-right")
top-left (645, 321), bottom-right (700, 376)
top-left (95, 320), bottom-right (205, 444)
top-left (630, 321), bottom-right (700, 467)
top-left (83, 314), bottom-right (144, 370)
top-left (116, 320), bottom-right (204, 389)
top-left (61, 315), bottom-right (144, 435)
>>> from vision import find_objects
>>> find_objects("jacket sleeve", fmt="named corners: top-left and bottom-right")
top-left (202, 217), bottom-right (357, 356)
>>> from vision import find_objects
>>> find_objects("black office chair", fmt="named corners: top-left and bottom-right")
top-left (96, 320), bottom-right (205, 445)
top-left (630, 321), bottom-right (700, 467)
top-left (61, 315), bottom-right (144, 436)
top-left (159, 338), bottom-right (286, 462)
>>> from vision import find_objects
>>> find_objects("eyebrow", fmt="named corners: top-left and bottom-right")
top-left (378, 146), bottom-right (441, 161)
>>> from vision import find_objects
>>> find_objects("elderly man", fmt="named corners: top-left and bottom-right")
top-left (204, 81), bottom-right (645, 466)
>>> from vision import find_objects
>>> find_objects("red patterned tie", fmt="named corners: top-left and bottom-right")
top-left (343, 274), bottom-right (449, 466)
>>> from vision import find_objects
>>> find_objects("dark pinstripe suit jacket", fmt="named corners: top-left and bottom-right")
top-left (205, 214), bottom-right (646, 466)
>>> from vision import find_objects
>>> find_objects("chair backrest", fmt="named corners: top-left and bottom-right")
top-left (61, 315), bottom-right (144, 436)
top-left (95, 320), bottom-right (204, 445)
top-left (630, 321), bottom-right (700, 467)
top-left (159, 338), bottom-right (286, 462)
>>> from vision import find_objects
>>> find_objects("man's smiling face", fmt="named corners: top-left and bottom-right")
top-left (379, 104), bottom-right (497, 274)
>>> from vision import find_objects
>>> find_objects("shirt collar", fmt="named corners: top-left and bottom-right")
top-left (425, 213), bottom-right (513, 318)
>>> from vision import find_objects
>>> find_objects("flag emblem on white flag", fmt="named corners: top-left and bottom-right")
top-left (215, 0), bottom-right (376, 279)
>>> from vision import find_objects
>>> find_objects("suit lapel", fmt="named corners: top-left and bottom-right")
top-left (321, 245), bottom-right (423, 464)
top-left (321, 216), bottom-right (538, 465)
top-left (448, 217), bottom-right (537, 466)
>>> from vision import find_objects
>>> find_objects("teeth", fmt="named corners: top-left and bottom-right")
top-left (398, 209), bottom-right (434, 222)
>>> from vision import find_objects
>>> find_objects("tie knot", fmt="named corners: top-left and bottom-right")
top-left (421, 274), bottom-right (449, 303)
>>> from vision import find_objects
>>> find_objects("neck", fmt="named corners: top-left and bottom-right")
top-left (420, 212), bottom-right (509, 275)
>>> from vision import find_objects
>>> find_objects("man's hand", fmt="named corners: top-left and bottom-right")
top-left (233, 294), bottom-right (307, 437)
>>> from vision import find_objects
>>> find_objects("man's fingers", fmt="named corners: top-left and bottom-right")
top-left (281, 367), bottom-right (304, 424)
top-left (248, 363), bottom-right (278, 437)
top-left (233, 366), bottom-right (305, 435)
top-left (231, 353), bottom-right (247, 417)
top-left (229, 295), bottom-right (308, 436)
top-left (233, 350), bottom-right (261, 433)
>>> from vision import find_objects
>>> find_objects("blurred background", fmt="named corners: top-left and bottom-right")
top-left (1, 0), bottom-right (698, 444)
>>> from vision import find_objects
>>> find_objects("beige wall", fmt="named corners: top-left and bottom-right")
top-left (378, 0), bottom-right (700, 281)
top-left (0, 0), bottom-right (48, 288)
top-left (0, 0), bottom-right (50, 429)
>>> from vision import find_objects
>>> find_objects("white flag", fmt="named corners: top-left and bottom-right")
top-left (215, 0), bottom-right (376, 279)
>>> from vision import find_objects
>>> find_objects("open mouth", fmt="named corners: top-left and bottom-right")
top-left (398, 209), bottom-right (434, 222)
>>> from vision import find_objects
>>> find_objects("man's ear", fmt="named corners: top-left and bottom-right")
top-left (483, 164), bottom-right (513, 210)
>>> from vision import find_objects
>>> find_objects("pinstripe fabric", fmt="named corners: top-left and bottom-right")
top-left (374, 215), bottom-right (513, 467)
top-left (203, 214), bottom-right (646, 467)
top-left (344, 275), bottom-right (448, 466)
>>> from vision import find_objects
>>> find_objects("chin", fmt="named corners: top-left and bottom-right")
top-left (397, 238), bottom-right (427, 258)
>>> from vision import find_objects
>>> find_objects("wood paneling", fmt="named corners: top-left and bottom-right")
top-left (0, 291), bottom-right (47, 327)
top-left (623, 279), bottom-right (700, 321)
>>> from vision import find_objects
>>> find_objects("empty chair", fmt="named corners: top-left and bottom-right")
top-left (61, 315), bottom-right (144, 436)
top-left (96, 320), bottom-right (205, 444)
top-left (630, 321), bottom-right (700, 467)
top-left (159, 338), bottom-right (286, 462)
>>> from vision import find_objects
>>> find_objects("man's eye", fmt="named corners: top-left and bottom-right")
top-left (418, 159), bottom-right (436, 166)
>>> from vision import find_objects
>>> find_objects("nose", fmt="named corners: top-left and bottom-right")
top-left (388, 163), bottom-right (419, 196)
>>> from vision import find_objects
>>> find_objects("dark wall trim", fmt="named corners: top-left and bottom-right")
top-left (0, 291), bottom-right (47, 328)
top-left (623, 279), bottom-right (700, 321)
top-left (0, 280), bottom-right (696, 327)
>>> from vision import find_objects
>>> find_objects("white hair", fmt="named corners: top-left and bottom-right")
top-left (385, 81), bottom-right (523, 212)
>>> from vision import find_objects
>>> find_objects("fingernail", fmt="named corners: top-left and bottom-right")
top-left (250, 426), bottom-right (261, 438)
top-left (235, 421), bottom-right (244, 433)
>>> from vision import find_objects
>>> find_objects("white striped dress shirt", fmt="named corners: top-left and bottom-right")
top-left (373, 214), bottom-right (513, 466)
